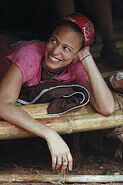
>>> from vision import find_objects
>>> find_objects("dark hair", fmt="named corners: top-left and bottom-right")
top-left (50, 19), bottom-right (85, 50)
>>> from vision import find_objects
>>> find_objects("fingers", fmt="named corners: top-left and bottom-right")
top-left (52, 153), bottom-right (73, 172)
top-left (56, 155), bottom-right (63, 170)
top-left (52, 155), bottom-right (57, 170)
top-left (60, 156), bottom-right (68, 172)
top-left (67, 153), bottom-right (73, 171)
top-left (78, 47), bottom-right (91, 62)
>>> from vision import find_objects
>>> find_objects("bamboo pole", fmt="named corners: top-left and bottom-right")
top-left (0, 90), bottom-right (122, 140)
top-left (20, 92), bottom-right (123, 119)
top-left (21, 103), bottom-right (94, 119)
top-left (0, 109), bottom-right (123, 140)
top-left (0, 174), bottom-right (123, 183)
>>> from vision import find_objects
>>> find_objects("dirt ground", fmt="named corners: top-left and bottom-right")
top-left (0, 131), bottom-right (123, 184)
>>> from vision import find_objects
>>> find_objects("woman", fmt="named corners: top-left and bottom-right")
top-left (0, 13), bottom-right (115, 172)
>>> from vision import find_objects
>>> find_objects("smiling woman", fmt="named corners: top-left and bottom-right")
top-left (44, 26), bottom-right (82, 73)
top-left (0, 13), bottom-right (115, 173)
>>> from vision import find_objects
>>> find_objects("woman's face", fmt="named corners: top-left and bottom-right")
top-left (44, 25), bottom-right (83, 72)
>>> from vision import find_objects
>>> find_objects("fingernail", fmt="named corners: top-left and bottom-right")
top-left (69, 167), bottom-right (72, 171)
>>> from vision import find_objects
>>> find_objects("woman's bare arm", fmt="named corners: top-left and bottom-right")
top-left (78, 47), bottom-right (115, 115)
top-left (0, 64), bottom-right (73, 172)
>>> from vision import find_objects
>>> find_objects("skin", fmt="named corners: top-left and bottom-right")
top-left (44, 26), bottom-right (82, 72)
top-left (0, 24), bottom-right (115, 173)
top-left (77, 47), bottom-right (115, 115)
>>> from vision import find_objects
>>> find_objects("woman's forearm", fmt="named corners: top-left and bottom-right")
top-left (82, 54), bottom-right (115, 115)
top-left (0, 102), bottom-right (73, 172)
top-left (0, 103), bottom-right (54, 140)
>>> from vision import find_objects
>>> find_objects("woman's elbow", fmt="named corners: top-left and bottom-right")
top-left (98, 103), bottom-right (115, 116)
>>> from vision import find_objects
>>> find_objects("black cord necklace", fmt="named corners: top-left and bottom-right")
top-left (42, 62), bottom-right (65, 79)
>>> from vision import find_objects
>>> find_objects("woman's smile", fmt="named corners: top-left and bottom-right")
top-left (49, 55), bottom-right (62, 64)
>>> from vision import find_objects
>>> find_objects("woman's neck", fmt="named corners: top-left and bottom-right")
top-left (42, 61), bottom-right (65, 80)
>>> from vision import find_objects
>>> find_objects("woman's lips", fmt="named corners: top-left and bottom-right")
top-left (49, 55), bottom-right (62, 63)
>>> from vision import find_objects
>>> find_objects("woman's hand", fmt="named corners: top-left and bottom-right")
top-left (77, 46), bottom-right (91, 62)
top-left (46, 131), bottom-right (73, 173)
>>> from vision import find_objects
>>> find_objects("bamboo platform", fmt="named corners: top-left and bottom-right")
top-left (0, 91), bottom-right (123, 140)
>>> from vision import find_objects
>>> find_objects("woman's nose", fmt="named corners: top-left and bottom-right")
top-left (52, 45), bottom-right (61, 55)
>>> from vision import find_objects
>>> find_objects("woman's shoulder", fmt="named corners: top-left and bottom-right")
top-left (12, 40), bottom-right (46, 53)
top-left (6, 40), bottom-right (46, 86)
top-left (7, 40), bottom-right (46, 61)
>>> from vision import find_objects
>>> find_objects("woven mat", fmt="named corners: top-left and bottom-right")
top-left (113, 92), bottom-right (123, 110)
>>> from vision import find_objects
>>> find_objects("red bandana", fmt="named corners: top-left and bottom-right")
top-left (64, 15), bottom-right (95, 46)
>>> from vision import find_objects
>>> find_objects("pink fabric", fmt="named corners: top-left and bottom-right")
top-left (56, 62), bottom-right (89, 88)
top-left (7, 41), bottom-right (45, 86)
top-left (0, 34), bottom-right (19, 80)
top-left (7, 41), bottom-right (90, 88)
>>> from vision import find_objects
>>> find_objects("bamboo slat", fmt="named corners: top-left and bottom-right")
top-left (0, 91), bottom-right (123, 140)
top-left (0, 174), bottom-right (123, 183)
top-left (21, 103), bottom-right (94, 119)
top-left (0, 107), bottom-right (123, 140)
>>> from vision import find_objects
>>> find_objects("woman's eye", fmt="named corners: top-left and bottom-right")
top-left (63, 46), bottom-right (71, 52)
top-left (50, 38), bottom-right (57, 44)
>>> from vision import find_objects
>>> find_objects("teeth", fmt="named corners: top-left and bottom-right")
top-left (49, 55), bottom-right (60, 63)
